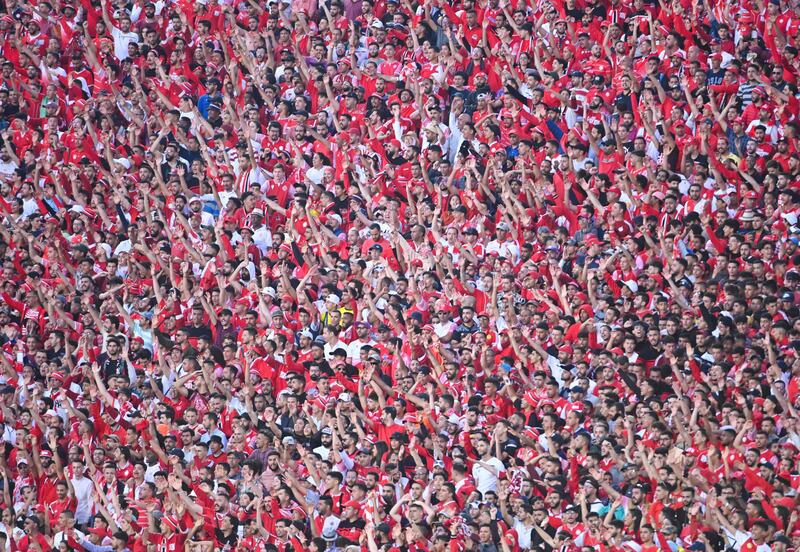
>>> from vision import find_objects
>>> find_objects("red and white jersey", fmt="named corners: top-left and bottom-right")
top-left (234, 166), bottom-right (268, 195)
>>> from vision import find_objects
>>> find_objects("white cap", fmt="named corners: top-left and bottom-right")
top-left (622, 280), bottom-right (638, 293)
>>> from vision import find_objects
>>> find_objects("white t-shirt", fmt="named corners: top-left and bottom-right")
top-left (144, 461), bottom-right (161, 483)
top-left (70, 476), bottom-right (94, 524)
top-left (347, 338), bottom-right (375, 364)
top-left (512, 520), bottom-right (534, 549)
top-left (434, 320), bottom-right (457, 339)
top-left (21, 197), bottom-right (39, 218)
top-left (0, 523), bottom-right (24, 551)
top-left (472, 456), bottom-right (505, 495)
top-left (312, 445), bottom-right (332, 461)
top-left (305, 166), bottom-right (325, 185)
top-left (111, 26), bottom-right (139, 61)
top-left (0, 425), bottom-right (16, 446)
top-left (54, 529), bottom-right (85, 549)
top-left (324, 339), bottom-right (349, 361)
top-left (485, 239), bottom-right (520, 263)
top-left (0, 159), bottom-right (18, 179)
top-left (252, 226), bottom-right (273, 255)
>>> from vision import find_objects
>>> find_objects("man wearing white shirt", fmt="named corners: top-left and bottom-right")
top-left (485, 222), bottom-right (520, 263)
top-left (99, 0), bottom-right (139, 61)
top-left (187, 196), bottom-right (215, 227)
top-left (250, 209), bottom-right (273, 254)
top-left (313, 428), bottom-right (334, 460)
top-left (472, 436), bottom-right (505, 496)
top-left (322, 325), bottom-right (348, 362)
top-left (0, 153), bottom-right (18, 180)
top-left (0, 420), bottom-right (16, 446)
top-left (69, 461), bottom-right (95, 526)
top-left (347, 322), bottom-right (376, 365)
top-left (53, 511), bottom-right (84, 549)
top-left (449, 117), bottom-right (480, 162)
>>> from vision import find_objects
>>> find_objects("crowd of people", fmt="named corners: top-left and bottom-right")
top-left (0, 0), bottom-right (798, 550)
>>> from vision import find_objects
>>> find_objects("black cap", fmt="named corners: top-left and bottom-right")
top-left (168, 448), bottom-right (184, 460)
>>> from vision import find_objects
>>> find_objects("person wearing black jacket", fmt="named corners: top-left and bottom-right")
top-left (96, 338), bottom-right (126, 379)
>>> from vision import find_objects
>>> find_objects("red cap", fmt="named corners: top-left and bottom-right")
top-left (523, 427), bottom-right (539, 440)
top-left (481, 398), bottom-right (499, 410)
top-left (486, 414), bottom-right (503, 425)
top-left (161, 516), bottom-right (180, 531)
top-left (739, 11), bottom-right (755, 24)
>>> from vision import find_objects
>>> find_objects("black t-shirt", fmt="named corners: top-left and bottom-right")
top-left (338, 518), bottom-right (366, 531)
top-left (636, 341), bottom-right (660, 362)
top-left (530, 522), bottom-right (556, 551)
top-left (97, 352), bottom-right (126, 378)
top-left (184, 323), bottom-right (213, 342)
top-left (214, 529), bottom-right (238, 550)
top-left (707, 68), bottom-right (726, 86)
top-left (213, 322), bottom-right (238, 349)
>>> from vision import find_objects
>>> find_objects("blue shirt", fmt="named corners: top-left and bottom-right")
top-left (80, 539), bottom-right (130, 552)
top-left (197, 94), bottom-right (222, 120)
